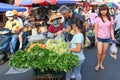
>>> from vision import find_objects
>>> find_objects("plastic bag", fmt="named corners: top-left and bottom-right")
top-left (5, 67), bottom-right (31, 74)
top-left (110, 43), bottom-right (118, 59)
top-left (47, 32), bottom-right (54, 38)
top-left (54, 33), bottom-right (65, 42)
top-left (84, 36), bottom-right (90, 48)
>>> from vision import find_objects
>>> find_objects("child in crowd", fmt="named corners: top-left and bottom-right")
top-left (12, 10), bottom-right (24, 50)
top-left (66, 17), bottom-right (85, 80)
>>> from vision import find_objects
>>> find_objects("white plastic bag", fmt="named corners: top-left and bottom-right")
top-left (110, 43), bottom-right (118, 59)
top-left (54, 33), bottom-right (65, 42)
top-left (84, 36), bottom-right (90, 48)
top-left (5, 67), bottom-right (31, 74)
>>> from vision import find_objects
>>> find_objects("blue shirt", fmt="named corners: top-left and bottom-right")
top-left (71, 33), bottom-right (85, 60)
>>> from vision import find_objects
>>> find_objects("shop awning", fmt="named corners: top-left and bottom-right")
top-left (0, 2), bottom-right (26, 12)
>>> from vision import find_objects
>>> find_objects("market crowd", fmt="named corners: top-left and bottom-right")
top-left (0, 3), bottom-right (120, 80)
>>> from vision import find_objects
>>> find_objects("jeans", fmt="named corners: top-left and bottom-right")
top-left (22, 32), bottom-right (28, 49)
top-left (10, 34), bottom-right (18, 53)
top-left (63, 32), bottom-right (73, 42)
top-left (0, 35), bottom-right (10, 53)
top-left (66, 59), bottom-right (85, 80)
top-left (97, 37), bottom-right (111, 43)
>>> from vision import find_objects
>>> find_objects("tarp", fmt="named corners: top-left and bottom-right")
top-left (0, 2), bottom-right (26, 12)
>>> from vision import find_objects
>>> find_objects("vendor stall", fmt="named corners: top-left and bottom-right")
top-left (9, 35), bottom-right (79, 80)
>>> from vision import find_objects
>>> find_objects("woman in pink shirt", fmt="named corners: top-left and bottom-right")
top-left (94, 4), bottom-right (115, 71)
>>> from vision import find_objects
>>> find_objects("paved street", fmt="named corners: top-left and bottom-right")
top-left (0, 47), bottom-right (120, 80)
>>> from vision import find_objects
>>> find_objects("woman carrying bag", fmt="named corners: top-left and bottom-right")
top-left (94, 4), bottom-right (115, 71)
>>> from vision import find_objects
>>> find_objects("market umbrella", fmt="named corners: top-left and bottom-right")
top-left (90, 2), bottom-right (99, 5)
top-left (0, 2), bottom-right (26, 12)
top-left (20, 0), bottom-right (56, 6)
top-left (57, 0), bottom-right (82, 4)
top-left (107, 2), bottom-right (117, 7)
top-left (14, 0), bottom-right (22, 6)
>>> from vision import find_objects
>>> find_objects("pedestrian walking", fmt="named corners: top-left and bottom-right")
top-left (94, 4), bottom-right (115, 71)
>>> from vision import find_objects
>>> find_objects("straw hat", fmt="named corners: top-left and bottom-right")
top-left (12, 10), bottom-right (18, 15)
top-left (49, 13), bottom-right (62, 24)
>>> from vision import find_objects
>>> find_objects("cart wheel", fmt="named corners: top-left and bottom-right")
top-left (0, 51), bottom-right (9, 65)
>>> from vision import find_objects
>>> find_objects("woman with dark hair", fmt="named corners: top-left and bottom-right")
top-left (66, 17), bottom-right (85, 80)
top-left (94, 4), bottom-right (115, 71)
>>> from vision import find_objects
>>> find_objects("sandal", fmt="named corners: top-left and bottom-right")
top-left (100, 65), bottom-right (104, 70)
top-left (95, 65), bottom-right (100, 71)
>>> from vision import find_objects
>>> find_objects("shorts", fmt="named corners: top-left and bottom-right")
top-left (97, 37), bottom-right (111, 43)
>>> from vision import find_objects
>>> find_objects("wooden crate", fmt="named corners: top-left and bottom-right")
top-left (32, 69), bottom-right (66, 80)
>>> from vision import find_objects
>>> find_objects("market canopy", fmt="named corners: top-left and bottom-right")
top-left (0, 2), bottom-right (26, 12)
top-left (14, 0), bottom-right (83, 6)
top-left (57, 0), bottom-right (83, 4)
top-left (14, 0), bottom-right (56, 6)
top-left (90, 2), bottom-right (99, 5)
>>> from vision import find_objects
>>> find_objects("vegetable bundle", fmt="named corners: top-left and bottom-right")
top-left (9, 45), bottom-right (79, 72)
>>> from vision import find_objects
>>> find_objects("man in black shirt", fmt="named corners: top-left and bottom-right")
top-left (58, 5), bottom-right (89, 33)
top-left (58, 5), bottom-right (89, 42)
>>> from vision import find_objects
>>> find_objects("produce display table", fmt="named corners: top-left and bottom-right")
top-left (33, 69), bottom-right (65, 80)
top-left (9, 34), bottom-right (79, 80)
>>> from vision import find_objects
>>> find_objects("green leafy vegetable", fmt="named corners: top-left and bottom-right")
top-left (9, 45), bottom-right (79, 72)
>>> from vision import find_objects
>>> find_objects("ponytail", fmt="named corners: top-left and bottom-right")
top-left (73, 17), bottom-right (86, 44)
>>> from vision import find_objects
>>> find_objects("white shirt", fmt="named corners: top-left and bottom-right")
top-left (71, 33), bottom-right (85, 60)
top-left (17, 17), bottom-right (24, 27)
top-left (115, 14), bottom-right (120, 31)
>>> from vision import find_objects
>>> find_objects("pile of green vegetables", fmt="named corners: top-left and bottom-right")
top-left (9, 45), bottom-right (79, 72)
